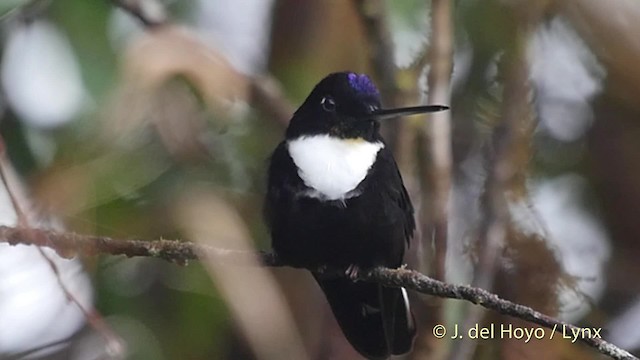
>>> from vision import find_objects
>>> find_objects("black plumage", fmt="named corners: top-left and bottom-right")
top-left (264, 72), bottom-right (447, 359)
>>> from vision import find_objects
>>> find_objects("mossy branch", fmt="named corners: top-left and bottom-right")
top-left (0, 225), bottom-right (635, 360)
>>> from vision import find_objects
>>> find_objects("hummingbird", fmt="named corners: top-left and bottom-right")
top-left (265, 72), bottom-right (448, 359)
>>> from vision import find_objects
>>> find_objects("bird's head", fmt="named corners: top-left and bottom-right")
top-left (286, 72), bottom-right (448, 141)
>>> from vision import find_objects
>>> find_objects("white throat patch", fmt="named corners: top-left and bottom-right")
top-left (287, 135), bottom-right (384, 201)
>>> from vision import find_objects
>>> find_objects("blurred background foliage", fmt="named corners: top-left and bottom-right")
top-left (0, 0), bottom-right (639, 359)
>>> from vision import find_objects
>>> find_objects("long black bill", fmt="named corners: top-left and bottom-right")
top-left (369, 105), bottom-right (449, 121)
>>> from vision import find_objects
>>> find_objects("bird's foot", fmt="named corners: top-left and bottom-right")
top-left (316, 264), bottom-right (329, 274)
top-left (345, 264), bottom-right (361, 281)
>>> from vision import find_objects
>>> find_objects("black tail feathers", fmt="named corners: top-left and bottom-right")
top-left (314, 276), bottom-right (416, 359)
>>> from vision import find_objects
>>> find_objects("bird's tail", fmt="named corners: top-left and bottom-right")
top-left (314, 275), bottom-right (416, 359)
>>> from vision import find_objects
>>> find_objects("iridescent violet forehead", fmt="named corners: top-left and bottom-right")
top-left (347, 73), bottom-right (380, 97)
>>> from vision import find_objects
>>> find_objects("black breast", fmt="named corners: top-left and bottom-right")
top-left (265, 142), bottom-right (415, 269)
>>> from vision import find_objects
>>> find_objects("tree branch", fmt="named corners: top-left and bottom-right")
top-left (424, 0), bottom-right (453, 284)
top-left (0, 225), bottom-right (635, 360)
top-left (0, 225), bottom-right (280, 266)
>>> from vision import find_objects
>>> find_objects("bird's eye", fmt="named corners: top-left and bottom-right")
top-left (321, 96), bottom-right (336, 112)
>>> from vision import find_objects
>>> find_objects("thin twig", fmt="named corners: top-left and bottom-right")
top-left (110, 0), bottom-right (167, 28)
top-left (0, 225), bottom-right (635, 360)
top-left (3, 335), bottom-right (77, 360)
top-left (0, 142), bottom-right (125, 358)
top-left (36, 245), bottom-right (126, 357)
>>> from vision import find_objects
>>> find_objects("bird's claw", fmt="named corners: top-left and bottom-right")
top-left (316, 264), bottom-right (328, 274)
top-left (346, 264), bottom-right (360, 281)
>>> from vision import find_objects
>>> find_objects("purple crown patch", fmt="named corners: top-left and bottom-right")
top-left (347, 73), bottom-right (379, 97)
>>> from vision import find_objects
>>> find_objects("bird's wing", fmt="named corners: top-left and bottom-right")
top-left (372, 147), bottom-right (416, 246)
top-left (264, 142), bottom-right (299, 229)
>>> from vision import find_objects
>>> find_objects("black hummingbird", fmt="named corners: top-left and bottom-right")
top-left (265, 72), bottom-right (448, 359)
